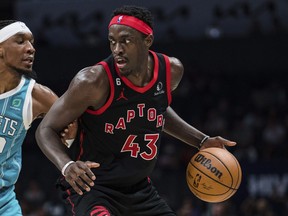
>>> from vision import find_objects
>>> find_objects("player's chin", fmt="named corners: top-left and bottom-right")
top-left (118, 68), bottom-right (131, 76)
top-left (16, 68), bottom-right (37, 79)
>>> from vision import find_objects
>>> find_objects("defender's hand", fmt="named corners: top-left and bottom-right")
top-left (60, 120), bottom-right (78, 147)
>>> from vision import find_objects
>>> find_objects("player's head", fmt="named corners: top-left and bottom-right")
top-left (108, 6), bottom-right (154, 76)
top-left (111, 5), bottom-right (154, 32)
top-left (0, 20), bottom-right (37, 79)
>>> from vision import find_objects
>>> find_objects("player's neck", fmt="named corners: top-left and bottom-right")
top-left (0, 70), bottom-right (22, 94)
top-left (128, 54), bottom-right (154, 87)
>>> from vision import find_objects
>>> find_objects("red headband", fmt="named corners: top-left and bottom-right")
top-left (108, 15), bottom-right (153, 35)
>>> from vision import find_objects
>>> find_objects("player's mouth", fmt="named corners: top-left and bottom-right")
top-left (22, 56), bottom-right (34, 67)
top-left (115, 57), bottom-right (127, 69)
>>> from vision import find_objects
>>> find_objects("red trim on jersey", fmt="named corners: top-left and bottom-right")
top-left (115, 50), bottom-right (159, 93)
top-left (66, 190), bottom-right (76, 216)
top-left (85, 61), bottom-right (115, 115)
top-left (163, 54), bottom-right (172, 105)
top-left (77, 129), bottom-right (85, 160)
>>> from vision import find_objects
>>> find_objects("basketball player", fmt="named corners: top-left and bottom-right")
top-left (0, 20), bottom-right (76, 215)
top-left (36, 6), bottom-right (236, 216)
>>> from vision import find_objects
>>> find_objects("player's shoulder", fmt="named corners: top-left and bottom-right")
top-left (67, 65), bottom-right (110, 98)
top-left (164, 55), bottom-right (184, 91)
top-left (156, 52), bottom-right (183, 72)
top-left (167, 56), bottom-right (183, 70)
top-left (31, 83), bottom-right (58, 118)
top-left (32, 83), bottom-right (58, 101)
top-left (73, 65), bottom-right (108, 86)
top-left (76, 64), bottom-right (106, 78)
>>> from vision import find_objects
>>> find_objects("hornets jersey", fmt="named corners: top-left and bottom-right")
top-left (0, 76), bottom-right (35, 188)
top-left (70, 51), bottom-right (172, 187)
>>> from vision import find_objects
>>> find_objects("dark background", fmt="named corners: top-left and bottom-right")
top-left (1, 0), bottom-right (288, 215)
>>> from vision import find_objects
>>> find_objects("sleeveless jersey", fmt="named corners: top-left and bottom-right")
top-left (71, 51), bottom-right (172, 187)
top-left (0, 76), bottom-right (35, 189)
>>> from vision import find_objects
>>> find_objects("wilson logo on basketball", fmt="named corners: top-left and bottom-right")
top-left (194, 154), bottom-right (223, 179)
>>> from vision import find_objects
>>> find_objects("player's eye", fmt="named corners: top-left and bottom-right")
top-left (109, 39), bottom-right (116, 45)
top-left (16, 38), bottom-right (24, 44)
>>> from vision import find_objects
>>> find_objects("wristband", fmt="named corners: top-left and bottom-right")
top-left (65, 139), bottom-right (75, 148)
top-left (198, 135), bottom-right (210, 149)
top-left (61, 161), bottom-right (75, 176)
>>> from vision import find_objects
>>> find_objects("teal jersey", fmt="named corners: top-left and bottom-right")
top-left (0, 76), bottom-right (35, 188)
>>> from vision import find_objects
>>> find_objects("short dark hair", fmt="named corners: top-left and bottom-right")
top-left (0, 20), bottom-right (18, 30)
top-left (112, 5), bottom-right (154, 30)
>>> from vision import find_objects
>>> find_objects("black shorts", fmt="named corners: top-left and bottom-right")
top-left (57, 177), bottom-right (176, 216)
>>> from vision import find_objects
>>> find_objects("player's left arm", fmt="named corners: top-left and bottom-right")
top-left (163, 57), bottom-right (236, 150)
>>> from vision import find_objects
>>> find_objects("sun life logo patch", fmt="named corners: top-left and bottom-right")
top-left (12, 98), bottom-right (22, 107)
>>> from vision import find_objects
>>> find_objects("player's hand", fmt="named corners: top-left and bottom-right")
top-left (200, 136), bottom-right (236, 150)
top-left (63, 161), bottom-right (100, 195)
top-left (60, 120), bottom-right (78, 147)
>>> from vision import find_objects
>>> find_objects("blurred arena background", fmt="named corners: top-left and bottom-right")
top-left (1, 0), bottom-right (288, 215)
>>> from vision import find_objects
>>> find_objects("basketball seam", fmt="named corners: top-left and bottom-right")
top-left (186, 169), bottom-right (236, 197)
top-left (200, 150), bottom-right (236, 188)
top-left (189, 161), bottom-right (234, 191)
top-left (228, 152), bottom-right (242, 190)
top-left (202, 150), bottom-right (242, 190)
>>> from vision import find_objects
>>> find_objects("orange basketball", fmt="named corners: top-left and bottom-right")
top-left (186, 147), bottom-right (242, 203)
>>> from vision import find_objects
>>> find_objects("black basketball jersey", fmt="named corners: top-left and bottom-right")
top-left (72, 51), bottom-right (172, 187)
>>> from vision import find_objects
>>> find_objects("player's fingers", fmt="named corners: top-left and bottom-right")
top-left (66, 178), bottom-right (88, 195)
top-left (85, 161), bottom-right (100, 168)
top-left (74, 175), bottom-right (91, 192)
top-left (60, 129), bottom-right (69, 137)
top-left (72, 161), bottom-right (98, 182)
top-left (215, 136), bottom-right (236, 147)
top-left (69, 180), bottom-right (84, 195)
top-left (65, 172), bottom-right (87, 195)
top-left (65, 166), bottom-right (93, 195)
top-left (79, 173), bottom-right (95, 187)
top-left (84, 161), bottom-right (100, 181)
top-left (226, 141), bottom-right (237, 146)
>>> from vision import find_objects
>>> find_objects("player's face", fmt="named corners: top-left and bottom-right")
top-left (0, 32), bottom-right (35, 74)
top-left (108, 25), bottom-right (149, 76)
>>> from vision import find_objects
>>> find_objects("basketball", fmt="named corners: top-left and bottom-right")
top-left (186, 147), bottom-right (242, 203)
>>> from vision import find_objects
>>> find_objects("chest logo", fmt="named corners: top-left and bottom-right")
top-left (12, 98), bottom-right (22, 107)
top-left (117, 88), bottom-right (128, 101)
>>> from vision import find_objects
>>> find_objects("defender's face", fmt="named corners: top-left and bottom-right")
top-left (0, 32), bottom-right (35, 74)
top-left (108, 24), bottom-right (149, 76)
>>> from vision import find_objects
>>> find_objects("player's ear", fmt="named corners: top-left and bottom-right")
top-left (144, 34), bottom-right (153, 48)
top-left (0, 47), bottom-right (3, 58)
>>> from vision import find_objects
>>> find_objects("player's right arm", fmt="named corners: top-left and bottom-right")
top-left (36, 65), bottom-right (109, 195)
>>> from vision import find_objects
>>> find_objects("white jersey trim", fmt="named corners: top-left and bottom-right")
top-left (0, 77), bottom-right (25, 99)
top-left (23, 78), bottom-right (35, 129)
